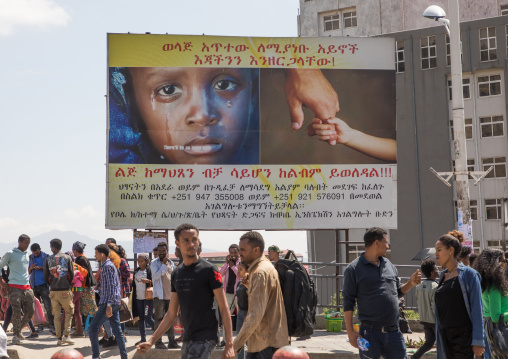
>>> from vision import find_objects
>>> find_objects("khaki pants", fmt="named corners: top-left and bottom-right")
top-left (49, 290), bottom-right (74, 338)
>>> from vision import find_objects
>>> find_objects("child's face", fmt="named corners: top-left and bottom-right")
top-left (129, 67), bottom-right (253, 164)
top-left (238, 264), bottom-right (247, 278)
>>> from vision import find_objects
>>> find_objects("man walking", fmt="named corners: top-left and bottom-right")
top-left (234, 231), bottom-right (289, 358)
top-left (0, 234), bottom-right (35, 344)
top-left (43, 238), bottom-right (75, 346)
top-left (342, 227), bottom-right (422, 359)
top-left (29, 243), bottom-right (55, 334)
top-left (413, 259), bottom-right (439, 359)
top-left (219, 244), bottom-right (241, 311)
top-left (137, 223), bottom-right (234, 359)
top-left (88, 244), bottom-right (127, 359)
top-left (267, 245), bottom-right (281, 264)
top-left (151, 241), bottom-right (179, 349)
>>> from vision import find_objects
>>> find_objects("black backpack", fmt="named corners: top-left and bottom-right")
top-left (274, 250), bottom-right (318, 338)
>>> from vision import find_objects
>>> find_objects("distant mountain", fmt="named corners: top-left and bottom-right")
top-left (0, 230), bottom-right (218, 260)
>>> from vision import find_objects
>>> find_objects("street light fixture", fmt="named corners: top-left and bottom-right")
top-left (423, 5), bottom-right (450, 34)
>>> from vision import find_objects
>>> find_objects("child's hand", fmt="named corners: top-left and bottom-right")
top-left (307, 118), bottom-right (355, 146)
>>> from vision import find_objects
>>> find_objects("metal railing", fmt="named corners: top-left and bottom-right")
top-left (89, 258), bottom-right (420, 313)
top-left (303, 261), bottom-right (421, 313)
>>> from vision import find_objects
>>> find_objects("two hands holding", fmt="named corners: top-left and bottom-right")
top-left (284, 69), bottom-right (396, 162)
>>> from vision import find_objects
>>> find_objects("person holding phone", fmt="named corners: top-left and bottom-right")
top-left (29, 243), bottom-right (54, 334)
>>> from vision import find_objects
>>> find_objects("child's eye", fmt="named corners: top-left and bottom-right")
top-left (214, 80), bottom-right (237, 91)
top-left (156, 84), bottom-right (182, 96)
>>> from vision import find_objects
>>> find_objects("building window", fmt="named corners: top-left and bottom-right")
top-left (395, 40), bottom-right (405, 73)
top-left (445, 34), bottom-right (463, 67)
top-left (470, 200), bottom-right (478, 220)
top-left (480, 115), bottom-right (504, 137)
top-left (502, 5), bottom-right (508, 15)
top-left (324, 14), bottom-right (340, 31)
top-left (480, 27), bottom-right (497, 62)
top-left (448, 78), bottom-right (471, 100)
top-left (449, 118), bottom-right (473, 140)
top-left (485, 198), bottom-right (502, 220)
top-left (421, 36), bottom-right (437, 69)
top-left (482, 157), bottom-right (506, 178)
top-left (343, 9), bottom-right (357, 28)
top-left (479, 75), bottom-right (502, 97)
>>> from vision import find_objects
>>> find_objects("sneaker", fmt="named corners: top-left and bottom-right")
top-left (296, 335), bottom-right (311, 341)
top-left (27, 332), bottom-right (39, 339)
top-left (11, 336), bottom-right (21, 345)
top-left (13, 333), bottom-right (25, 341)
top-left (102, 337), bottom-right (117, 348)
top-left (62, 335), bottom-right (75, 345)
top-left (57, 338), bottom-right (62, 346)
top-left (37, 325), bottom-right (44, 333)
top-left (99, 337), bottom-right (109, 345)
top-left (155, 341), bottom-right (167, 350)
top-left (168, 341), bottom-right (180, 349)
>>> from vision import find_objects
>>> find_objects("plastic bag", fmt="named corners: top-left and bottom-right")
top-left (32, 297), bottom-right (46, 325)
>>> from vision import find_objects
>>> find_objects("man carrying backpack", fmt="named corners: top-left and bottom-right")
top-left (234, 231), bottom-right (288, 358)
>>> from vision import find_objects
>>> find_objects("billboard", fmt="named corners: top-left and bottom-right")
top-left (106, 34), bottom-right (397, 230)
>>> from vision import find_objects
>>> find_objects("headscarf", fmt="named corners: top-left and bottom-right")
top-left (72, 241), bottom-right (86, 253)
top-left (137, 253), bottom-right (149, 264)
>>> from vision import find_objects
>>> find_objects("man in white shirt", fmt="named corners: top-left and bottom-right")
top-left (151, 241), bottom-right (179, 349)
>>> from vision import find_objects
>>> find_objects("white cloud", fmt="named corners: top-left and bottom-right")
top-left (0, 217), bottom-right (20, 227)
top-left (64, 205), bottom-right (100, 220)
top-left (0, 0), bottom-right (70, 36)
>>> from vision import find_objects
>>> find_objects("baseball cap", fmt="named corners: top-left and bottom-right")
top-left (268, 245), bottom-right (280, 253)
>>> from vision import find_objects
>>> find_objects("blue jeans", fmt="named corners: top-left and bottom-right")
top-left (181, 340), bottom-right (216, 359)
top-left (89, 304), bottom-right (127, 359)
top-left (236, 308), bottom-right (247, 359)
top-left (358, 325), bottom-right (407, 359)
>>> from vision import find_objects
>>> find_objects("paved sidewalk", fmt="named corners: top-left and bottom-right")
top-left (6, 328), bottom-right (436, 359)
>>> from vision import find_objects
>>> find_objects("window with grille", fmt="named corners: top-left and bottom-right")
top-left (478, 75), bottom-right (502, 97)
top-left (324, 14), bottom-right (340, 31)
top-left (485, 199), bottom-right (502, 220)
top-left (421, 36), bottom-right (437, 69)
top-left (480, 27), bottom-right (497, 62)
top-left (480, 115), bottom-right (504, 138)
top-left (482, 157), bottom-right (506, 178)
top-left (395, 40), bottom-right (405, 73)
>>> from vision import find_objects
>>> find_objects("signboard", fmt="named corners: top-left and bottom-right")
top-left (106, 34), bottom-right (397, 230)
top-left (133, 230), bottom-right (168, 253)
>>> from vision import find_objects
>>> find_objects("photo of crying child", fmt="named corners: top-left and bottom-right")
top-left (108, 67), bottom-right (260, 165)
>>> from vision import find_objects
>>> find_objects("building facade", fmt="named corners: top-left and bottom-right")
top-left (301, 1), bottom-right (508, 292)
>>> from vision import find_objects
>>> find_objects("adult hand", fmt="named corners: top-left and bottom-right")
top-left (137, 340), bottom-right (153, 354)
top-left (472, 345), bottom-right (485, 357)
top-left (410, 269), bottom-right (422, 286)
top-left (222, 343), bottom-right (235, 359)
top-left (162, 256), bottom-right (169, 265)
top-left (285, 69), bottom-right (339, 130)
top-left (347, 331), bottom-right (361, 349)
top-left (128, 277), bottom-right (133, 284)
top-left (141, 278), bottom-right (150, 284)
top-left (106, 306), bottom-right (113, 318)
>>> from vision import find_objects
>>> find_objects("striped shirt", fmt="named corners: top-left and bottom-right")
top-left (99, 259), bottom-right (121, 306)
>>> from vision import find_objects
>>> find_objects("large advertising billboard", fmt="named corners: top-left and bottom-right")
top-left (106, 34), bottom-right (397, 230)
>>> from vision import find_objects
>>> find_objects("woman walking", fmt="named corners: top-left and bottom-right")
top-left (434, 233), bottom-right (489, 359)
top-left (131, 253), bottom-right (154, 345)
top-left (474, 248), bottom-right (507, 358)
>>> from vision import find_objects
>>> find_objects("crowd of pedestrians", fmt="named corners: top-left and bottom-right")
top-left (6, 224), bottom-right (508, 359)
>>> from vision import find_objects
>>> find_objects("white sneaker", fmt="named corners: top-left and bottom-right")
top-left (57, 338), bottom-right (62, 346)
top-left (62, 335), bottom-right (75, 344)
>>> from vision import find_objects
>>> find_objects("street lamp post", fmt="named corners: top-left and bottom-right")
top-left (424, 1), bottom-right (473, 247)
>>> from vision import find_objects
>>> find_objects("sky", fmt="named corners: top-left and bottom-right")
top-left (0, 0), bottom-right (310, 256)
